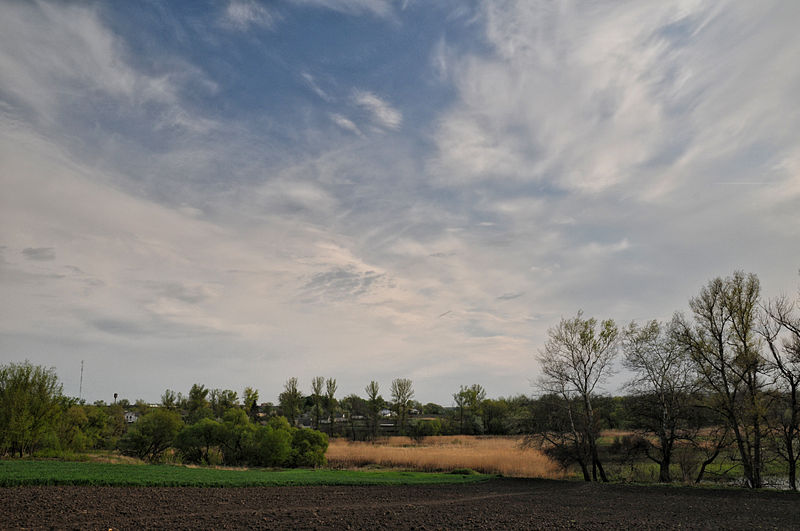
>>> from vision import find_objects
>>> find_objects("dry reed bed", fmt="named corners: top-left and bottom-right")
top-left (327, 436), bottom-right (564, 479)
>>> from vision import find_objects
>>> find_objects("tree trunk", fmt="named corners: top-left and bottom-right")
top-left (659, 453), bottom-right (671, 483)
top-left (578, 458), bottom-right (591, 481)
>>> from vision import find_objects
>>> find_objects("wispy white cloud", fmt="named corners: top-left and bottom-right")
top-left (223, 0), bottom-right (277, 31)
top-left (289, 0), bottom-right (395, 19)
top-left (0, 1), bottom-right (215, 133)
top-left (329, 113), bottom-right (362, 135)
top-left (353, 90), bottom-right (402, 130)
top-left (301, 72), bottom-right (331, 101)
top-left (430, 0), bottom-right (800, 206)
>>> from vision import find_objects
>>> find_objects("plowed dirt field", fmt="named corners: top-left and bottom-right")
top-left (3, 478), bottom-right (799, 529)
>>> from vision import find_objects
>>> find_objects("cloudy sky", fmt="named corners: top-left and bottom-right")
top-left (1, 0), bottom-right (799, 405)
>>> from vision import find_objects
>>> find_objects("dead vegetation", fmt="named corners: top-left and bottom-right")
top-left (326, 435), bottom-right (564, 478)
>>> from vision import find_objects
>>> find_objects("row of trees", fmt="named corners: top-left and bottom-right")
top-left (533, 271), bottom-right (800, 489)
top-left (119, 407), bottom-right (327, 467)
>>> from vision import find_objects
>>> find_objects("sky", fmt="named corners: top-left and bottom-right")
top-left (1, 0), bottom-right (799, 406)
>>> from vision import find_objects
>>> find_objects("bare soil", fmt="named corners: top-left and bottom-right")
top-left (3, 478), bottom-right (799, 530)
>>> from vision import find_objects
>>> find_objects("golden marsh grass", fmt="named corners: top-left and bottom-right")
top-left (327, 435), bottom-right (564, 479)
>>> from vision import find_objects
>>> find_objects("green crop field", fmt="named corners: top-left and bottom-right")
top-left (0, 460), bottom-right (492, 487)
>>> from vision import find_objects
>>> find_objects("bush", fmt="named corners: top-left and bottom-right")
top-left (290, 428), bottom-right (328, 467)
top-left (410, 419), bottom-right (442, 442)
top-left (249, 424), bottom-right (293, 467)
top-left (119, 409), bottom-right (183, 462)
top-left (175, 418), bottom-right (223, 464)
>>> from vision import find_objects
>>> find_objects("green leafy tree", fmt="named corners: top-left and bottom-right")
top-left (243, 387), bottom-right (260, 422)
top-left (119, 408), bottom-right (183, 462)
top-left (310, 376), bottom-right (324, 430)
top-left (290, 428), bottom-right (328, 467)
top-left (0, 361), bottom-right (62, 457)
top-left (175, 418), bottom-right (223, 464)
top-left (365, 381), bottom-right (385, 439)
top-left (248, 416), bottom-right (293, 467)
top-left (186, 384), bottom-right (212, 424)
top-left (210, 388), bottom-right (238, 419)
top-left (217, 408), bottom-right (255, 465)
top-left (160, 389), bottom-right (178, 410)
top-left (57, 403), bottom-right (90, 451)
top-left (422, 402), bottom-right (445, 415)
top-left (453, 386), bottom-right (468, 434)
top-left (279, 377), bottom-right (303, 426)
top-left (325, 377), bottom-right (338, 434)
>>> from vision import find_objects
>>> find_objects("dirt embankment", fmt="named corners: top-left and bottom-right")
top-left (3, 478), bottom-right (799, 530)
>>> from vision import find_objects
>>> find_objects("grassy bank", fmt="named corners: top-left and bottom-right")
top-left (0, 460), bottom-right (491, 487)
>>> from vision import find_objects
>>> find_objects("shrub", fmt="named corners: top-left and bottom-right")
top-left (290, 428), bottom-right (328, 467)
top-left (249, 424), bottom-right (293, 467)
top-left (175, 418), bottom-right (223, 464)
top-left (119, 409), bottom-right (183, 462)
top-left (410, 419), bottom-right (442, 442)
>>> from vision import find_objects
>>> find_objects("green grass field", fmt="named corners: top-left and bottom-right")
top-left (0, 460), bottom-right (492, 487)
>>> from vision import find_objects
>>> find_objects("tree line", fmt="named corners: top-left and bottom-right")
top-left (531, 270), bottom-right (800, 489)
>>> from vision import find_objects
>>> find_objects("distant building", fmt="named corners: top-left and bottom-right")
top-left (124, 411), bottom-right (139, 423)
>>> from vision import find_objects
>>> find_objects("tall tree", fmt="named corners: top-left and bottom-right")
top-left (279, 377), bottom-right (303, 426)
top-left (623, 319), bottom-right (697, 482)
top-left (536, 311), bottom-right (619, 482)
top-left (365, 380), bottom-right (384, 439)
top-left (762, 294), bottom-right (800, 490)
top-left (390, 378), bottom-right (414, 435)
top-left (468, 384), bottom-right (487, 433)
top-left (243, 386), bottom-right (260, 423)
top-left (210, 389), bottom-right (238, 419)
top-left (310, 376), bottom-right (324, 430)
top-left (0, 361), bottom-right (62, 457)
top-left (187, 383), bottom-right (212, 423)
top-left (675, 271), bottom-right (767, 488)
top-left (325, 378), bottom-right (338, 434)
top-left (160, 389), bottom-right (178, 410)
top-left (453, 386), bottom-right (468, 434)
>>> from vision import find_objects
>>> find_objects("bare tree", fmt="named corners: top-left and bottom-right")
top-left (390, 378), bottom-right (414, 435)
top-left (536, 311), bottom-right (619, 482)
top-left (675, 271), bottom-right (768, 488)
top-left (622, 319), bottom-right (697, 482)
top-left (761, 294), bottom-right (800, 490)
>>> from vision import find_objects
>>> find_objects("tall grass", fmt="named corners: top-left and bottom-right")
top-left (327, 436), bottom-right (564, 479)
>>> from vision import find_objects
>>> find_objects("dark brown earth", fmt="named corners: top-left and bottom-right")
top-left (3, 478), bottom-right (800, 530)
